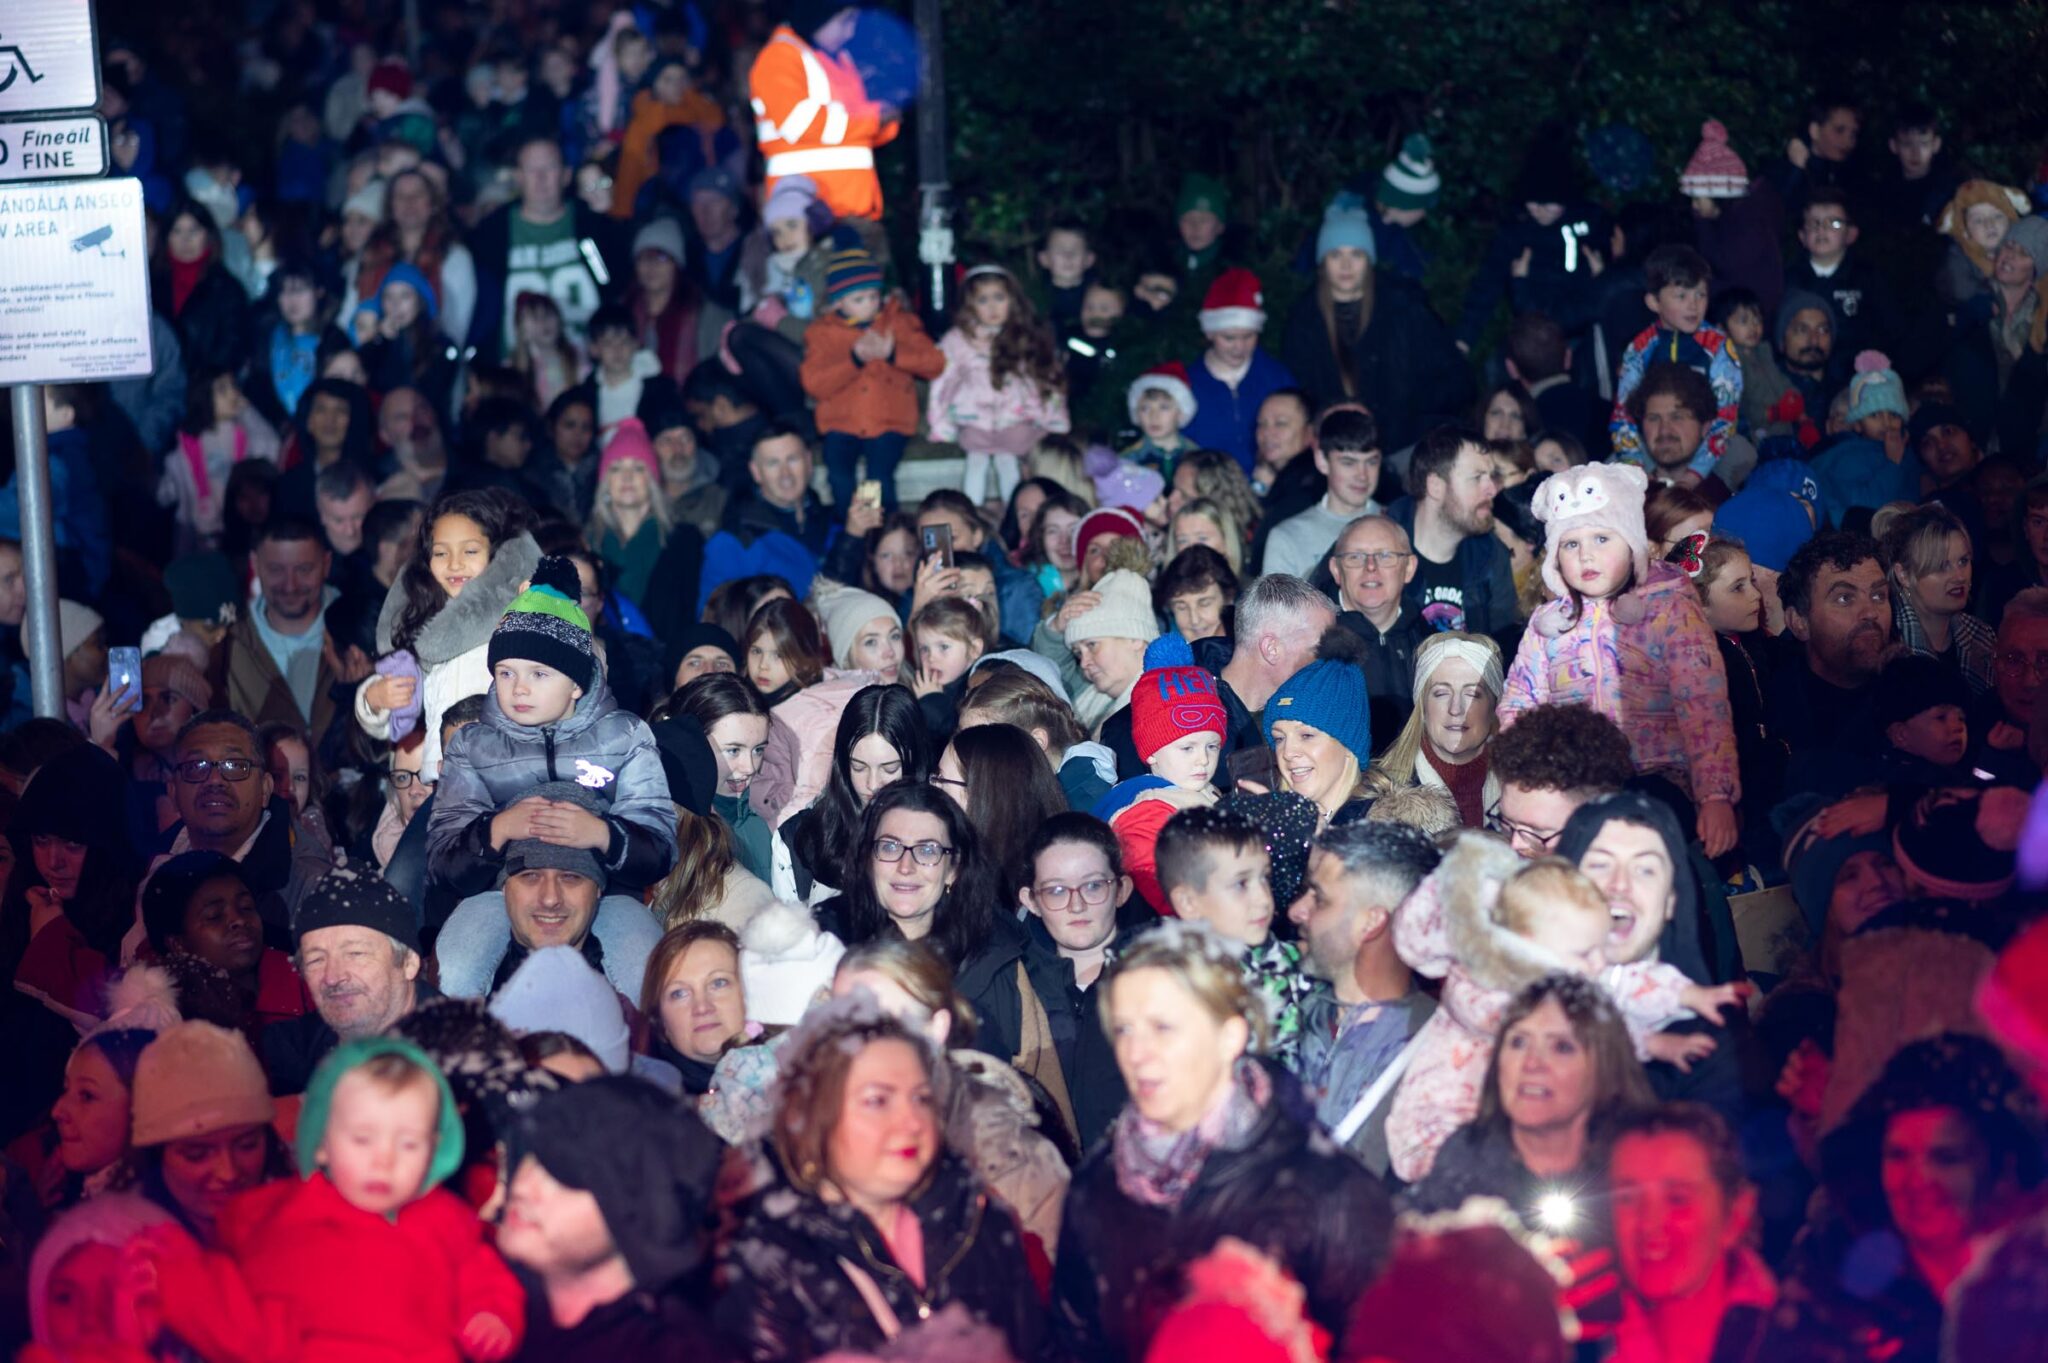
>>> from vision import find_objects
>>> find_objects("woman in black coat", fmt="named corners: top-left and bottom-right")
top-left (1053, 925), bottom-right (1393, 1362)
top-left (1278, 250), bottom-right (1473, 452)
top-left (715, 999), bottom-right (1045, 1362)
top-left (153, 194), bottom-right (251, 377)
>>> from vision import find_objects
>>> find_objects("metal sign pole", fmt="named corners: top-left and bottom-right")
top-left (11, 383), bottom-right (62, 716)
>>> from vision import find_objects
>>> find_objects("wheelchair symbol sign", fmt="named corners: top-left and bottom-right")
top-left (0, 6), bottom-right (100, 117)
top-left (0, 44), bottom-right (46, 95)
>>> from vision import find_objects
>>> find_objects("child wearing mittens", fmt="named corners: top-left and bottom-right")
top-left (1498, 464), bottom-right (1740, 856)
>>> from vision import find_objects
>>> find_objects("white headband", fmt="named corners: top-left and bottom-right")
top-left (1412, 635), bottom-right (1504, 704)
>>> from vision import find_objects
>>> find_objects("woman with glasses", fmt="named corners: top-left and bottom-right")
top-left (814, 781), bottom-right (1001, 968)
top-left (1370, 630), bottom-right (1505, 829)
top-left (1053, 921), bottom-right (1394, 1362)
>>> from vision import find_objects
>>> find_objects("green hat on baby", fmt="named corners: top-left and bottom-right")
top-left (488, 555), bottom-right (597, 691)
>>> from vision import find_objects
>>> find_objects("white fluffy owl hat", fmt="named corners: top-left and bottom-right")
top-left (1532, 462), bottom-right (1652, 600)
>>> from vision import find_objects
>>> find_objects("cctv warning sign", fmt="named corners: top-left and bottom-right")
top-left (0, 176), bottom-right (152, 383)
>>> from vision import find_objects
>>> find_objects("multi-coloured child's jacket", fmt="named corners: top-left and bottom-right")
top-left (927, 326), bottom-right (1071, 457)
top-left (1500, 560), bottom-right (1739, 807)
top-left (1609, 322), bottom-right (1743, 470)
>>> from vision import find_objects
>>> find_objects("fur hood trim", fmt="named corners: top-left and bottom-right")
top-left (375, 531), bottom-right (543, 663)
top-left (1435, 831), bottom-right (1577, 993)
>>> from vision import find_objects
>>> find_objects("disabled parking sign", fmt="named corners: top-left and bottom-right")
top-left (0, 0), bottom-right (100, 117)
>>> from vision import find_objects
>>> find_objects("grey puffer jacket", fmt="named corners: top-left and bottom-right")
top-left (425, 675), bottom-right (677, 896)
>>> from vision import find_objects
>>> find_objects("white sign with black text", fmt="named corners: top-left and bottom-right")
top-left (0, 0), bottom-right (100, 117)
top-left (0, 114), bottom-right (107, 183)
top-left (0, 177), bottom-right (153, 384)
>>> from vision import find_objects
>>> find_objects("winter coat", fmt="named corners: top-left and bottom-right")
top-left (158, 414), bottom-right (282, 548)
top-left (1278, 273), bottom-right (1474, 452)
top-left (518, 1290), bottom-right (737, 1363)
top-left (158, 262), bottom-right (251, 374)
top-left (1052, 1060), bottom-right (1394, 1363)
top-left (1787, 252), bottom-right (1901, 363)
top-left (801, 299), bottom-right (946, 439)
top-left (1609, 323), bottom-right (1743, 467)
top-left (700, 491), bottom-right (866, 615)
top-left (426, 677), bottom-right (677, 897)
top-left (716, 1147), bottom-right (1045, 1362)
top-left (355, 533), bottom-right (543, 782)
top-left (1179, 349), bottom-right (1297, 472)
top-left (611, 90), bottom-right (726, 222)
top-left (1695, 183), bottom-right (1788, 322)
top-left (434, 891), bottom-right (663, 1001)
top-left (927, 327), bottom-right (1070, 457)
top-left (1457, 205), bottom-right (1606, 346)
top-left (1500, 561), bottom-right (1739, 805)
top-left (225, 614), bottom-right (340, 747)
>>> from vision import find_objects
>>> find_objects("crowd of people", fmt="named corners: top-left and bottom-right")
top-left (3, 0), bottom-right (2048, 1360)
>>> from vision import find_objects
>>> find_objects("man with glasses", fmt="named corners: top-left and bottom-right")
top-left (1990, 588), bottom-right (2048, 777)
top-left (145, 709), bottom-right (334, 954)
top-left (1259, 407), bottom-right (1383, 579)
top-left (1488, 703), bottom-right (1637, 859)
top-left (960, 812), bottom-right (1136, 1150)
top-left (1330, 514), bottom-right (1424, 741)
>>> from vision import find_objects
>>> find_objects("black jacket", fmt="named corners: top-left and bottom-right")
top-left (157, 264), bottom-right (252, 375)
top-left (715, 1148), bottom-right (1045, 1363)
top-left (466, 202), bottom-right (627, 361)
top-left (1052, 1061), bottom-right (1393, 1363)
top-left (1336, 608), bottom-right (1423, 753)
top-left (1785, 252), bottom-right (1900, 362)
top-left (957, 915), bottom-right (1131, 1152)
top-left (1278, 273), bottom-right (1474, 451)
top-left (517, 1285), bottom-right (737, 1363)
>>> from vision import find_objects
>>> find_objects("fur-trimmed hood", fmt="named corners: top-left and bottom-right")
top-left (374, 531), bottom-right (543, 663)
top-left (1434, 831), bottom-right (1577, 994)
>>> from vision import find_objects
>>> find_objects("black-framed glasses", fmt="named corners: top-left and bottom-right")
top-left (389, 770), bottom-right (433, 790)
top-left (1486, 812), bottom-right (1561, 853)
top-left (1032, 877), bottom-right (1115, 910)
top-left (929, 774), bottom-right (967, 790)
top-left (175, 758), bottom-right (259, 784)
top-left (872, 837), bottom-right (955, 868)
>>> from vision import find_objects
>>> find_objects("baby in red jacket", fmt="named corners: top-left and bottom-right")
top-left (133, 1036), bottom-right (523, 1363)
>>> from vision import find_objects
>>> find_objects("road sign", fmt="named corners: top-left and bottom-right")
top-left (0, 177), bottom-right (152, 384)
top-left (0, 113), bottom-right (106, 182)
top-left (0, 0), bottom-right (100, 116)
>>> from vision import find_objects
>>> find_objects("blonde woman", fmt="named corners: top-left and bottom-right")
top-left (1264, 658), bottom-right (1377, 826)
top-left (1372, 631), bottom-right (1504, 829)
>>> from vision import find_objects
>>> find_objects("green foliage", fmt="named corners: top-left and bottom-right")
top-left (889, 0), bottom-right (2048, 322)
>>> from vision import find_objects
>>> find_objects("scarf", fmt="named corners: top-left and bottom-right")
top-left (171, 252), bottom-right (211, 317)
top-left (1112, 1057), bottom-right (1270, 1210)
top-left (1423, 732), bottom-right (1492, 829)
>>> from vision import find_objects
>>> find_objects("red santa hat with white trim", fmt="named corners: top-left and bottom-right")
top-left (1127, 362), bottom-right (1198, 425)
top-left (1198, 267), bottom-right (1267, 335)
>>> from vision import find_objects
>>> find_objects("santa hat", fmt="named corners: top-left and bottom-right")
top-left (1679, 120), bottom-right (1749, 199)
top-left (1128, 362), bottom-right (1197, 426)
top-left (1531, 463), bottom-right (1651, 601)
top-left (367, 58), bottom-right (413, 102)
top-left (1199, 267), bottom-right (1267, 335)
top-left (1130, 635), bottom-right (1228, 763)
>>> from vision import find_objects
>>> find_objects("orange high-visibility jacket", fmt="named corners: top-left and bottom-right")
top-left (748, 24), bottom-right (899, 221)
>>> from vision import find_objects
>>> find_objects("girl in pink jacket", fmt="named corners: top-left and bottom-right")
top-left (1499, 463), bottom-right (1741, 857)
top-left (927, 265), bottom-right (1070, 509)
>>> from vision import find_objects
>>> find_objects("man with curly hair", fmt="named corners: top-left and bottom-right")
top-left (1488, 702), bottom-right (1636, 858)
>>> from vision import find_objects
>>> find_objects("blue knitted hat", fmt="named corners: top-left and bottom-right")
top-left (1713, 489), bottom-right (1816, 574)
top-left (1262, 660), bottom-right (1370, 764)
top-left (1316, 192), bottom-right (1377, 263)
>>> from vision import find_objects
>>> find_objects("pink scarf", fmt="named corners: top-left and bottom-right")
top-left (178, 424), bottom-right (249, 502)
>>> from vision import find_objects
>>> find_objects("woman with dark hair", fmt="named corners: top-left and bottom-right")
top-left (245, 260), bottom-right (349, 429)
top-left (126, 1021), bottom-right (292, 1245)
top-left (627, 216), bottom-right (734, 385)
top-left (1774, 1035), bottom-right (2045, 1362)
top-left (1477, 381), bottom-right (1543, 444)
top-left (815, 780), bottom-right (999, 966)
top-left (741, 597), bottom-right (826, 706)
top-left (862, 511), bottom-right (922, 609)
top-left (274, 378), bottom-right (375, 522)
top-left (783, 685), bottom-right (932, 903)
top-left (353, 488), bottom-right (541, 780)
top-left (529, 388), bottom-right (600, 520)
top-left (933, 722), bottom-right (1066, 894)
top-left (152, 194), bottom-right (250, 374)
top-left (139, 850), bottom-right (311, 1040)
top-left (353, 167), bottom-right (477, 345)
top-left (670, 672), bottom-right (776, 883)
top-left (1153, 545), bottom-right (1239, 644)
top-left (1021, 485), bottom-right (1091, 603)
top-left (2, 744), bottom-right (140, 1005)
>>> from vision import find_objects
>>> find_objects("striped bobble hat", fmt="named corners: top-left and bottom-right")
top-left (489, 555), bottom-right (597, 691)
top-left (825, 247), bottom-right (884, 304)
top-left (1378, 133), bottom-right (1441, 211)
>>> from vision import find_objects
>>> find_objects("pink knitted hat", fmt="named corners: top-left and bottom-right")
top-left (1680, 120), bottom-right (1749, 199)
top-left (598, 417), bottom-right (662, 484)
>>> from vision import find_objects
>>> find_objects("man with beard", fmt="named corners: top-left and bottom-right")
top-left (375, 385), bottom-right (449, 502)
top-left (1774, 288), bottom-right (1845, 414)
top-left (1767, 531), bottom-right (1893, 763)
top-left (260, 867), bottom-right (434, 1095)
top-left (1387, 424), bottom-right (1514, 636)
top-left (1287, 822), bottom-right (1439, 1174)
top-left (1624, 362), bottom-right (1757, 501)
top-left (226, 520), bottom-right (342, 734)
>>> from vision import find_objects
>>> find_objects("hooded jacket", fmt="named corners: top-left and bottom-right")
top-left (426, 676), bottom-right (677, 897)
top-left (1501, 560), bottom-right (1739, 806)
top-left (1052, 1059), bottom-right (1393, 1363)
top-left (355, 532), bottom-right (543, 781)
top-left (148, 1036), bottom-right (525, 1363)
top-left (800, 296), bottom-right (947, 438)
top-left (715, 1145), bottom-right (1045, 1362)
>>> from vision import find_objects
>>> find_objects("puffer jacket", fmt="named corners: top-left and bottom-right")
top-left (426, 676), bottom-right (676, 896)
top-left (800, 297), bottom-right (946, 439)
top-left (1052, 1060), bottom-right (1393, 1363)
top-left (715, 1146), bottom-right (1046, 1363)
top-left (752, 669), bottom-right (890, 826)
top-left (1500, 560), bottom-right (1739, 805)
top-left (927, 326), bottom-right (1070, 456)
top-left (355, 533), bottom-right (542, 781)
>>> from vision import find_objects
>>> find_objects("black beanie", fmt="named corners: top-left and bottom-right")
top-left (488, 556), bottom-right (598, 693)
top-left (291, 866), bottom-right (422, 953)
top-left (650, 714), bottom-right (717, 817)
top-left (511, 1077), bottom-right (724, 1290)
top-left (1876, 654), bottom-right (1971, 729)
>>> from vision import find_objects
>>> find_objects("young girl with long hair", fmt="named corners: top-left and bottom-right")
top-left (510, 291), bottom-right (588, 412)
top-left (354, 489), bottom-right (541, 779)
top-left (781, 684), bottom-right (932, 903)
top-left (160, 368), bottom-right (281, 554)
top-left (928, 265), bottom-right (1070, 508)
top-left (742, 597), bottom-right (827, 706)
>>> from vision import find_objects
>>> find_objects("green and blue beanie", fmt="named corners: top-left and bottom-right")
top-left (489, 555), bottom-right (597, 691)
